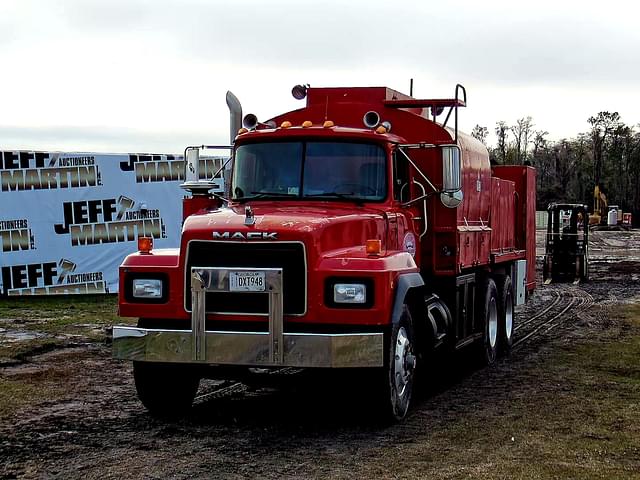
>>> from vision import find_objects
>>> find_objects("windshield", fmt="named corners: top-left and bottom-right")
top-left (231, 141), bottom-right (387, 202)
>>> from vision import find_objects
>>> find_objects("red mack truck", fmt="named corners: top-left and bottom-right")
top-left (113, 84), bottom-right (536, 421)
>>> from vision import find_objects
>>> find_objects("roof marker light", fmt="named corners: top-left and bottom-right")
top-left (323, 120), bottom-right (335, 128)
top-left (302, 120), bottom-right (313, 128)
top-left (138, 236), bottom-right (153, 254)
top-left (366, 239), bottom-right (382, 256)
top-left (375, 125), bottom-right (388, 134)
top-left (281, 121), bottom-right (292, 128)
top-left (237, 127), bottom-right (249, 135)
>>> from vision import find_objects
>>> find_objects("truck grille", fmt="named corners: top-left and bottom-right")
top-left (184, 241), bottom-right (307, 315)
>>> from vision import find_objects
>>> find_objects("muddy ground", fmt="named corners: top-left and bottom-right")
top-left (1, 231), bottom-right (639, 479)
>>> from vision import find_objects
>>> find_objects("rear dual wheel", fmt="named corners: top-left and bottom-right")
top-left (477, 278), bottom-right (499, 365)
top-left (495, 275), bottom-right (515, 354)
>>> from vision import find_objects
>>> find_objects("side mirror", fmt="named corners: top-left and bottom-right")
top-left (441, 145), bottom-right (461, 193)
top-left (185, 147), bottom-right (200, 183)
top-left (181, 147), bottom-right (216, 195)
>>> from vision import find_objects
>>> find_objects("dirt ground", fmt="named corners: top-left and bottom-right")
top-left (1, 231), bottom-right (639, 480)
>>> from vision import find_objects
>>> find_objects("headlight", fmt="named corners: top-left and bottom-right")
top-left (132, 278), bottom-right (163, 298)
top-left (333, 283), bottom-right (366, 304)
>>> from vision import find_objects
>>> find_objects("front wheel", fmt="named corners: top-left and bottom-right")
top-left (382, 305), bottom-right (417, 421)
top-left (133, 361), bottom-right (200, 417)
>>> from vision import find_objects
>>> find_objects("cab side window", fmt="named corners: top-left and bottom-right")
top-left (393, 150), bottom-right (410, 202)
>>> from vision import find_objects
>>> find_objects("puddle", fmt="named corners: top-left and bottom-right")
top-left (0, 328), bottom-right (49, 343)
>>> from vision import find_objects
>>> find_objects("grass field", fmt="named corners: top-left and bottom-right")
top-left (425, 303), bottom-right (640, 478)
top-left (0, 295), bottom-right (130, 362)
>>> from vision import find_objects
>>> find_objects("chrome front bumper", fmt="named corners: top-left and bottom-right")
top-left (112, 267), bottom-right (383, 368)
top-left (112, 327), bottom-right (383, 367)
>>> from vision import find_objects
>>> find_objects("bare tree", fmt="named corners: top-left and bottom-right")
top-left (510, 117), bottom-right (534, 164)
top-left (588, 111), bottom-right (621, 187)
top-left (495, 121), bottom-right (508, 164)
top-left (471, 125), bottom-right (489, 145)
top-left (484, 111), bottom-right (639, 220)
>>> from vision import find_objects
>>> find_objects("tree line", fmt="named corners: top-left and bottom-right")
top-left (471, 113), bottom-right (640, 221)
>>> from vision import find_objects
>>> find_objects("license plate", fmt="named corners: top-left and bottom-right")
top-left (229, 271), bottom-right (266, 292)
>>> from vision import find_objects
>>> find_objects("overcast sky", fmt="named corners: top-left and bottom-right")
top-left (1, 0), bottom-right (638, 153)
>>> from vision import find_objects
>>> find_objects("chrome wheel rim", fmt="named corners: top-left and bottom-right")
top-left (394, 326), bottom-right (415, 398)
top-left (505, 293), bottom-right (514, 341)
top-left (488, 297), bottom-right (498, 349)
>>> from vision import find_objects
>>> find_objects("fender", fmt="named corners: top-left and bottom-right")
top-left (391, 272), bottom-right (424, 325)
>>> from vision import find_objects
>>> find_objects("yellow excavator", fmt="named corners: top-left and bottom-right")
top-left (589, 185), bottom-right (607, 226)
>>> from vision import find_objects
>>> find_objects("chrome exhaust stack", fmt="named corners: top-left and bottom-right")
top-left (226, 91), bottom-right (242, 144)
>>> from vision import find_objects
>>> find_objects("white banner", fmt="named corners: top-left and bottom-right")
top-left (1, 151), bottom-right (224, 296)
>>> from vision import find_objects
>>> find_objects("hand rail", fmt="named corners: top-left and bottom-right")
top-left (442, 84), bottom-right (467, 143)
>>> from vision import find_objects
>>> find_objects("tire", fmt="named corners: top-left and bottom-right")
top-left (495, 275), bottom-right (515, 355)
top-left (381, 305), bottom-right (417, 421)
top-left (476, 277), bottom-right (499, 366)
top-left (579, 255), bottom-right (589, 282)
top-left (133, 361), bottom-right (200, 417)
top-left (584, 255), bottom-right (590, 281)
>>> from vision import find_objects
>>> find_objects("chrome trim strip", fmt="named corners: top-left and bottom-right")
top-left (112, 326), bottom-right (383, 368)
top-left (191, 269), bottom-right (206, 361)
top-left (267, 271), bottom-right (284, 364)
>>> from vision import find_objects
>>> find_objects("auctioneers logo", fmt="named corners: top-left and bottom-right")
top-left (53, 195), bottom-right (166, 246)
top-left (119, 154), bottom-right (223, 183)
top-left (0, 218), bottom-right (35, 252)
top-left (0, 259), bottom-right (107, 296)
top-left (1, 151), bottom-right (101, 192)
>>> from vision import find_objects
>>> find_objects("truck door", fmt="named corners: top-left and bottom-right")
top-left (393, 149), bottom-right (424, 264)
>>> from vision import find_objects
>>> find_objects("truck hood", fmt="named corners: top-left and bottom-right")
top-left (181, 203), bottom-right (388, 261)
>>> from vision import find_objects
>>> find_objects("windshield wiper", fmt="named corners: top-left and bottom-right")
top-left (236, 190), bottom-right (299, 202)
top-left (305, 192), bottom-right (364, 204)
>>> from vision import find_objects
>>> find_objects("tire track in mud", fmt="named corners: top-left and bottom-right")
top-left (194, 380), bottom-right (246, 404)
top-left (513, 284), bottom-right (595, 350)
top-left (543, 288), bottom-right (594, 335)
top-left (193, 367), bottom-right (304, 405)
top-left (514, 288), bottom-right (563, 332)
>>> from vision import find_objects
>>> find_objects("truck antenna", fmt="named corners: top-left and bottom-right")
top-left (410, 78), bottom-right (414, 97)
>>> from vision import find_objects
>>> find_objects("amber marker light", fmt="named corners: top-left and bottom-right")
top-left (237, 127), bottom-right (249, 135)
top-left (366, 239), bottom-right (382, 256)
top-left (280, 120), bottom-right (292, 128)
top-left (323, 120), bottom-right (335, 128)
top-left (375, 125), bottom-right (388, 134)
top-left (302, 120), bottom-right (313, 128)
top-left (138, 236), bottom-right (153, 254)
